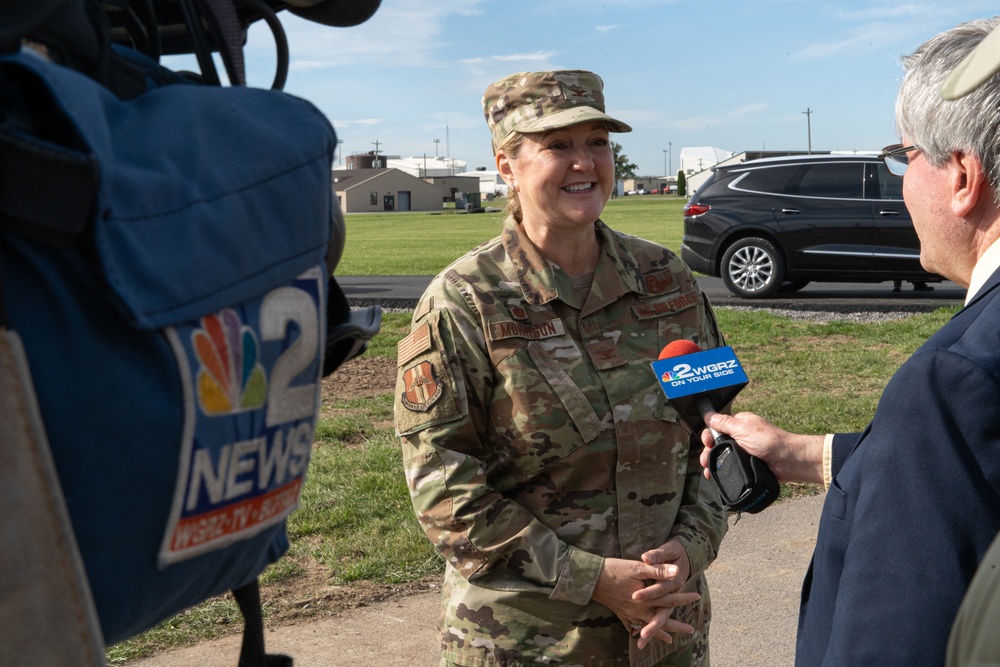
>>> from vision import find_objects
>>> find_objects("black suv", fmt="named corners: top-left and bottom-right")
top-left (681, 154), bottom-right (940, 298)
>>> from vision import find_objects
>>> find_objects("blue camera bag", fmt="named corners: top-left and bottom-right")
top-left (0, 49), bottom-right (338, 646)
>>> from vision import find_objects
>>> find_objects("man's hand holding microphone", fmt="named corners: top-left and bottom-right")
top-left (697, 411), bottom-right (826, 486)
top-left (652, 340), bottom-right (783, 513)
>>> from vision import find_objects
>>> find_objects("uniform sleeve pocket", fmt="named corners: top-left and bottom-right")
top-left (395, 313), bottom-right (467, 437)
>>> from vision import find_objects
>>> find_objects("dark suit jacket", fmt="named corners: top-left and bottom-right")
top-left (796, 268), bottom-right (1000, 666)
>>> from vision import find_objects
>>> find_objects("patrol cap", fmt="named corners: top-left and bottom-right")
top-left (941, 21), bottom-right (1000, 100)
top-left (482, 70), bottom-right (632, 153)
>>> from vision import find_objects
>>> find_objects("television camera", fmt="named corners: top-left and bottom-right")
top-left (102, 0), bottom-right (381, 89)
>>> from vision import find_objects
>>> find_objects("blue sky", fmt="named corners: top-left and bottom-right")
top-left (168, 1), bottom-right (997, 176)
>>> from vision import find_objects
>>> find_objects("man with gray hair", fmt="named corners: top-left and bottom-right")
top-left (695, 16), bottom-right (1000, 666)
top-left (935, 17), bottom-right (1000, 667)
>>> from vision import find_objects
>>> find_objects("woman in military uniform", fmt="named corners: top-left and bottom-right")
top-left (395, 70), bottom-right (727, 667)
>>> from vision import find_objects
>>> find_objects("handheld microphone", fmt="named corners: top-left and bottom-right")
top-left (651, 340), bottom-right (778, 514)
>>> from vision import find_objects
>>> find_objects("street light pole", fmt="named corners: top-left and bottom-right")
top-left (803, 108), bottom-right (813, 154)
top-left (668, 141), bottom-right (672, 177)
top-left (433, 139), bottom-right (440, 158)
top-left (663, 149), bottom-right (667, 177)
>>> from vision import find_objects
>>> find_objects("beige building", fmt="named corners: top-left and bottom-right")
top-left (426, 175), bottom-right (481, 203)
top-left (622, 177), bottom-right (675, 194)
top-left (331, 168), bottom-right (444, 213)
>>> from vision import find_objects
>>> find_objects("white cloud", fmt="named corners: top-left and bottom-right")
top-left (596, 24), bottom-right (621, 33)
top-left (418, 113), bottom-right (482, 132)
top-left (247, 0), bottom-right (491, 70)
top-left (614, 108), bottom-right (665, 126)
top-left (790, 23), bottom-right (899, 60)
top-left (462, 51), bottom-right (561, 68)
top-left (730, 103), bottom-right (771, 118)
top-left (459, 51), bottom-right (562, 80)
top-left (289, 59), bottom-right (345, 71)
top-left (831, 3), bottom-right (925, 21)
top-left (788, 2), bottom-right (1000, 62)
top-left (330, 118), bottom-right (385, 128)
top-left (667, 103), bottom-right (771, 131)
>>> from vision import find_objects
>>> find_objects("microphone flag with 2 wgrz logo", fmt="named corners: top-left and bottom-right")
top-left (651, 345), bottom-right (749, 432)
top-left (651, 344), bottom-right (779, 514)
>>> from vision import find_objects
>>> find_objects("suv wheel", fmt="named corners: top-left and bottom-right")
top-left (721, 237), bottom-right (785, 299)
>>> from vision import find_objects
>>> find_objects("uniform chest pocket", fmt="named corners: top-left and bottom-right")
top-left (491, 341), bottom-right (603, 475)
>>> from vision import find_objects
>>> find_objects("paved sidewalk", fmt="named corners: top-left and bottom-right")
top-left (132, 493), bottom-right (825, 667)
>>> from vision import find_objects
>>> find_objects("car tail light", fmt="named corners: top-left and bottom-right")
top-left (683, 203), bottom-right (711, 217)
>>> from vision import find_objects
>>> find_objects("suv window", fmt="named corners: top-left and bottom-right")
top-left (784, 163), bottom-right (864, 199)
top-left (732, 165), bottom-right (798, 194)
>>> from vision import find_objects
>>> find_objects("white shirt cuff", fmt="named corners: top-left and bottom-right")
top-left (823, 433), bottom-right (835, 489)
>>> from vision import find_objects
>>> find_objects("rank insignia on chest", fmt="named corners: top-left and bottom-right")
top-left (401, 361), bottom-right (443, 411)
top-left (643, 269), bottom-right (678, 295)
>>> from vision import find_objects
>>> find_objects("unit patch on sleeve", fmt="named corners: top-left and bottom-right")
top-left (401, 360), bottom-right (443, 411)
top-left (159, 266), bottom-right (325, 567)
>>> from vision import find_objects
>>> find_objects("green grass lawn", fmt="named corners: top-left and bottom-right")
top-left (335, 195), bottom-right (687, 275)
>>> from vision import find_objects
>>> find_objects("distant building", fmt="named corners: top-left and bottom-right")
top-left (471, 170), bottom-right (509, 199)
top-left (622, 176), bottom-right (677, 194)
top-left (331, 168), bottom-right (443, 213)
top-left (679, 147), bottom-right (734, 177)
top-left (345, 152), bottom-right (400, 170)
top-left (388, 155), bottom-right (467, 178)
top-left (425, 175), bottom-right (480, 203)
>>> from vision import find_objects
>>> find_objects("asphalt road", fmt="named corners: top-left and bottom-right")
top-left (337, 274), bottom-right (966, 312)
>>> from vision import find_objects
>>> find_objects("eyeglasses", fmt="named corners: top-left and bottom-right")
top-left (879, 144), bottom-right (918, 177)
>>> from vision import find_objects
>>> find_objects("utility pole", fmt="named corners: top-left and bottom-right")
top-left (337, 139), bottom-right (344, 166)
top-left (446, 121), bottom-right (452, 175)
top-left (371, 139), bottom-right (381, 168)
top-left (802, 108), bottom-right (813, 154)
top-left (433, 139), bottom-right (440, 158)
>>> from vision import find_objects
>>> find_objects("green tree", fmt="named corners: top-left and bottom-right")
top-left (677, 170), bottom-right (687, 197)
top-left (612, 142), bottom-right (637, 184)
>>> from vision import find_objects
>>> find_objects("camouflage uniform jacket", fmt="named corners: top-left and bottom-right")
top-left (395, 216), bottom-right (728, 667)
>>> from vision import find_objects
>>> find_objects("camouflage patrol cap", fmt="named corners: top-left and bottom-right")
top-left (482, 70), bottom-right (632, 153)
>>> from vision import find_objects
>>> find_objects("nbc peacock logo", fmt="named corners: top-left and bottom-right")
top-left (193, 308), bottom-right (267, 415)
